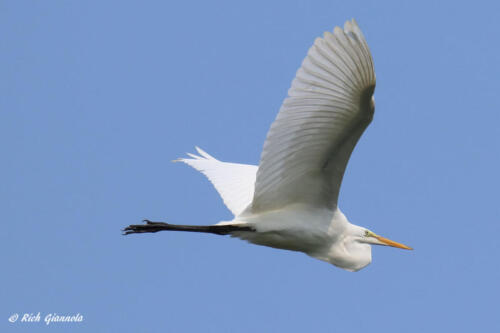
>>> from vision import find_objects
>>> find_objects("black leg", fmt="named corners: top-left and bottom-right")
top-left (123, 219), bottom-right (254, 236)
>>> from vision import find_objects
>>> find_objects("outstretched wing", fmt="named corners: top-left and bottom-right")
top-left (176, 147), bottom-right (257, 216)
top-left (252, 19), bottom-right (376, 212)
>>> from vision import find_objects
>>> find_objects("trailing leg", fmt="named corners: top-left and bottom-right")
top-left (123, 219), bottom-right (254, 236)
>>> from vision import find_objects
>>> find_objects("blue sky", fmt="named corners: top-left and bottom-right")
top-left (2, 0), bottom-right (500, 332)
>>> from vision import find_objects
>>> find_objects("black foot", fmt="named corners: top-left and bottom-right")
top-left (122, 219), bottom-right (169, 235)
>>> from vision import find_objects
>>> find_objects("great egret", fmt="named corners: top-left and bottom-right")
top-left (124, 19), bottom-right (412, 271)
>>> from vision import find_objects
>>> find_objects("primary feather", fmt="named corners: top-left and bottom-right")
top-left (179, 19), bottom-right (375, 217)
top-left (252, 19), bottom-right (375, 212)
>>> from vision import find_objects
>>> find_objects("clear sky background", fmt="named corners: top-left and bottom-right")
top-left (2, 0), bottom-right (500, 332)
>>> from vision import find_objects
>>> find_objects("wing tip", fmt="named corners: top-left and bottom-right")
top-left (174, 146), bottom-right (218, 162)
top-left (195, 146), bottom-right (216, 160)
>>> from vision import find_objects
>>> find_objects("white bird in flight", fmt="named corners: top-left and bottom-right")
top-left (124, 19), bottom-right (412, 271)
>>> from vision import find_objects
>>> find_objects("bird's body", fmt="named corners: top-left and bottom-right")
top-left (228, 205), bottom-right (372, 271)
top-left (124, 19), bottom-right (412, 271)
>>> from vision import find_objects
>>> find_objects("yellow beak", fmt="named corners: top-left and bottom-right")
top-left (375, 235), bottom-right (413, 250)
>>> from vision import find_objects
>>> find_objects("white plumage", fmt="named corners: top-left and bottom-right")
top-left (175, 147), bottom-right (257, 217)
top-left (125, 19), bottom-right (412, 271)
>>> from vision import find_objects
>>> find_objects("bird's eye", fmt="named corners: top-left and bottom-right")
top-left (364, 230), bottom-right (370, 237)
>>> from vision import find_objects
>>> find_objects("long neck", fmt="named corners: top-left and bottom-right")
top-left (326, 217), bottom-right (373, 271)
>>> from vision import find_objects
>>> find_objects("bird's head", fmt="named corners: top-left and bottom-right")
top-left (327, 224), bottom-right (412, 272)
